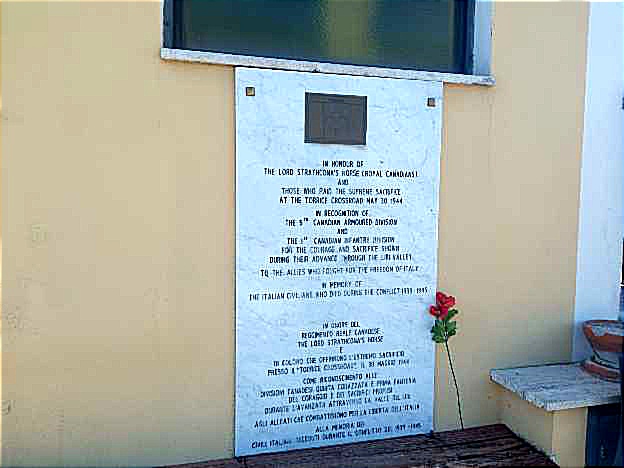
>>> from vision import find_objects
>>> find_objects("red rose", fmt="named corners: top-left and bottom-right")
top-left (436, 292), bottom-right (456, 312)
top-left (429, 305), bottom-right (449, 320)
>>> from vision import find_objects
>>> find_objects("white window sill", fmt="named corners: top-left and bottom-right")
top-left (161, 48), bottom-right (496, 87)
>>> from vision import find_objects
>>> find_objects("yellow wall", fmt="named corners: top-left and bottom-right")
top-left (2, 1), bottom-right (588, 466)
top-left (498, 387), bottom-right (555, 457)
top-left (437, 1), bottom-right (588, 429)
top-left (498, 387), bottom-right (588, 467)
top-left (552, 407), bottom-right (588, 467)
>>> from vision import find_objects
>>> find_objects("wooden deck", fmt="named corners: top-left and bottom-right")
top-left (161, 424), bottom-right (557, 468)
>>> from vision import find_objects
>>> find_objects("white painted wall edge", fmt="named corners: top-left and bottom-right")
top-left (160, 48), bottom-right (495, 86)
top-left (572, 1), bottom-right (624, 361)
top-left (473, 0), bottom-right (493, 76)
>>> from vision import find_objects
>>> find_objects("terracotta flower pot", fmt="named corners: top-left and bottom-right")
top-left (583, 320), bottom-right (623, 354)
top-left (582, 320), bottom-right (623, 381)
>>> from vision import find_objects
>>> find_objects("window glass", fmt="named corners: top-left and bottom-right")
top-left (168, 0), bottom-right (473, 74)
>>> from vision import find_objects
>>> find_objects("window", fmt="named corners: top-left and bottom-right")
top-left (163, 0), bottom-right (480, 76)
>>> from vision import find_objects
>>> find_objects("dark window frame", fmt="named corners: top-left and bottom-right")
top-left (163, 0), bottom-right (477, 76)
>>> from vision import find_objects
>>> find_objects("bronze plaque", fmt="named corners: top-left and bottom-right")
top-left (305, 93), bottom-right (367, 145)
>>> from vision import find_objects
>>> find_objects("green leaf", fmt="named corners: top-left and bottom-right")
top-left (446, 309), bottom-right (459, 320)
top-left (447, 329), bottom-right (457, 338)
top-left (447, 321), bottom-right (457, 333)
top-left (431, 322), bottom-right (445, 342)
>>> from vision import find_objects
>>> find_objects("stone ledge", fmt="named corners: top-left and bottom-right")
top-left (161, 48), bottom-right (496, 86)
top-left (490, 362), bottom-right (620, 411)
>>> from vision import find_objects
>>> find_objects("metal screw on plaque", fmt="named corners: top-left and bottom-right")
top-left (427, 97), bottom-right (436, 107)
top-left (245, 87), bottom-right (255, 97)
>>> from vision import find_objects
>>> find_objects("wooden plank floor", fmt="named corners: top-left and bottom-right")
top-left (161, 424), bottom-right (557, 468)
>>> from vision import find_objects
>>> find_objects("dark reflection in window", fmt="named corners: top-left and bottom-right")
top-left (167, 0), bottom-right (473, 74)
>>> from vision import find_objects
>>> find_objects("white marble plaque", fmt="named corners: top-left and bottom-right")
top-left (235, 68), bottom-right (442, 456)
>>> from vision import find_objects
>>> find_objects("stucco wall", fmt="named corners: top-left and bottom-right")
top-left (2, 1), bottom-right (588, 466)
top-left (437, 1), bottom-right (587, 429)
top-left (3, 3), bottom-right (236, 466)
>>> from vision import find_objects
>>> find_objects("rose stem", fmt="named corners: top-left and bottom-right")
top-left (444, 336), bottom-right (464, 430)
